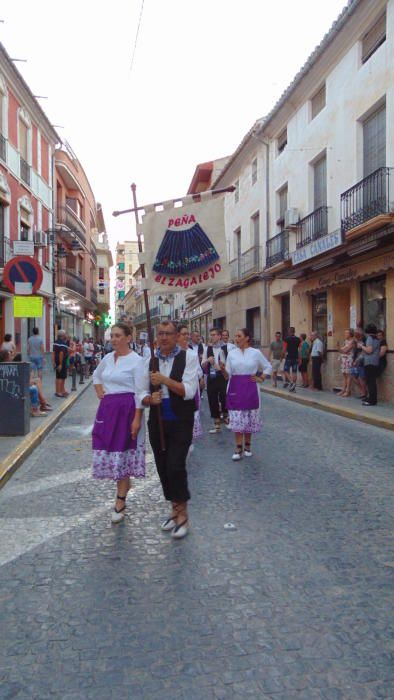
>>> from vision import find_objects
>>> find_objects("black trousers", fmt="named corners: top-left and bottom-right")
top-left (364, 364), bottom-right (378, 405)
top-left (207, 373), bottom-right (228, 419)
top-left (148, 418), bottom-right (193, 502)
top-left (312, 357), bottom-right (323, 390)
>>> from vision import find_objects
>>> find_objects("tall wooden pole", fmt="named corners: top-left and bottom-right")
top-left (131, 183), bottom-right (165, 451)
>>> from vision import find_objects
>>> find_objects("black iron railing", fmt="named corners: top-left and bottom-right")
top-left (266, 230), bottom-right (289, 268)
top-left (0, 134), bottom-right (6, 162)
top-left (341, 167), bottom-right (393, 234)
top-left (20, 156), bottom-right (31, 186)
top-left (0, 236), bottom-right (11, 266)
top-left (296, 206), bottom-right (328, 249)
top-left (57, 268), bottom-right (87, 297)
top-left (57, 205), bottom-right (86, 245)
top-left (229, 246), bottom-right (262, 280)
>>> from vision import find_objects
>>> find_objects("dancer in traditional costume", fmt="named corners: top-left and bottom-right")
top-left (224, 328), bottom-right (272, 461)
top-left (92, 322), bottom-right (146, 523)
top-left (202, 328), bottom-right (228, 433)
top-left (141, 320), bottom-right (199, 539)
top-left (177, 323), bottom-right (203, 442)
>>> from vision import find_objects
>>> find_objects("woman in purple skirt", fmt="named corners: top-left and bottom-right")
top-left (92, 322), bottom-right (146, 523)
top-left (223, 328), bottom-right (272, 461)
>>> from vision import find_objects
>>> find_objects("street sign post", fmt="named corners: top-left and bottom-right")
top-left (3, 256), bottom-right (43, 294)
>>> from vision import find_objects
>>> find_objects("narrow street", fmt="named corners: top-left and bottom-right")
top-left (0, 387), bottom-right (393, 700)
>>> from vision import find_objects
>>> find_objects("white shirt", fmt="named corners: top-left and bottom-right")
top-left (93, 351), bottom-right (145, 407)
top-left (141, 345), bottom-right (151, 359)
top-left (202, 345), bottom-right (226, 368)
top-left (225, 347), bottom-right (272, 377)
top-left (311, 338), bottom-right (324, 357)
top-left (223, 342), bottom-right (236, 353)
top-left (83, 342), bottom-right (93, 358)
top-left (140, 349), bottom-right (199, 402)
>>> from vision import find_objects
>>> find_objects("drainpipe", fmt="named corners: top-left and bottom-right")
top-left (252, 128), bottom-right (271, 346)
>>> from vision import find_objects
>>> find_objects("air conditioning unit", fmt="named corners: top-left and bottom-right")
top-left (284, 208), bottom-right (299, 228)
top-left (34, 230), bottom-right (47, 247)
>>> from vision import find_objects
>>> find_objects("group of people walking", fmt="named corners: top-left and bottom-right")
top-left (91, 322), bottom-right (271, 538)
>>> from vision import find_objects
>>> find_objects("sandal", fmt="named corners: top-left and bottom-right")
top-left (171, 503), bottom-right (189, 539)
top-left (232, 445), bottom-right (243, 461)
top-left (209, 420), bottom-right (221, 434)
top-left (111, 494), bottom-right (126, 523)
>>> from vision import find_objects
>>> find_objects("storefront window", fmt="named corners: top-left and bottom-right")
top-left (361, 276), bottom-right (386, 331)
top-left (312, 292), bottom-right (327, 342)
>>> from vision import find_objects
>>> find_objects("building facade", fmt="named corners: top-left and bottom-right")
top-left (115, 240), bottom-right (139, 320)
top-left (0, 43), bottom-right (59, 355)
top-left (93, 204), bottom-right (113, 337)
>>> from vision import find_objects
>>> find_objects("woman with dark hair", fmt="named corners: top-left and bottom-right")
top-left (222, 328), bottom-right (272, 461)
top-left (360, 323), bottom-right (381, 406)
top-left (92, 322), bottom-right (146, 523)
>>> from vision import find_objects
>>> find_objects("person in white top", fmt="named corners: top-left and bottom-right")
top-left (310, 331), bottom-right (324, 390)
top-left (178, 323), bottom-right (203, 442)
top-left (139, 320), bottom-right (199, 540)
top-left (202, 328), bottom-right (228, 433)
top-left (223, 328), bottom-right (272, 461)
top-left (92, 322), bottom-right (146, 523)
top-left (221, 329), bottom-right (236, 353)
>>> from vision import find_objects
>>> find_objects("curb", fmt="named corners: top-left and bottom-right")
top-left (0, 380), bottom-right (93, 491)
top-left (261, 385), bottom-right (394, 432)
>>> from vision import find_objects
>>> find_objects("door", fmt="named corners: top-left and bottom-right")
top-left (246, 307), bottom-right (261, 347)
top-left (281, 293), bottom-right (290, 338)
top-left (312, 292), bottom-right (327, 344)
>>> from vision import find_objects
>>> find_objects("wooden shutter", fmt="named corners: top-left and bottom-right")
top-left (314, 156), bottom-right (327, 209)
top-left (363, 105), bottom-right (386, 177)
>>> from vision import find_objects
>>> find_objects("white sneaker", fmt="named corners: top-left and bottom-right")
top-left (161, 517), bottom-right (176, 532)
top-left (244, 450), bottom-right (253, 458)
top-left (232, 452), bottom-right (242, 461)
top-left (171, 521), bottom-right (189, 539)
top-left (111, 508), bottom-right (126, 524)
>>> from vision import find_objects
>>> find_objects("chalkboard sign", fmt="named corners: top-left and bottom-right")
top-left (0, 362), bottom-right (31, 436)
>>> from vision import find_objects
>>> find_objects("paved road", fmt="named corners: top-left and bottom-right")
top-left (0, 388), bottom-right (393, 700)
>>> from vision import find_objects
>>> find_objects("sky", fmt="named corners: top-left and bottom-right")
top-left (1, 0), bottom-right (346, 252)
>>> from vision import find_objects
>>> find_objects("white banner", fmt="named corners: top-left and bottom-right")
top-left (142, 195), bottom-right (229, 294)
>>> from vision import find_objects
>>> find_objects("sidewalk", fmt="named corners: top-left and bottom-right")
top-left (0, 363), bottom-right (92, 489)
top-left (261, 380), bottom-right (394, 431)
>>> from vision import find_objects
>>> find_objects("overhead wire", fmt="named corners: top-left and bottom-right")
top-left (129, 0), bottom-right (145, 75)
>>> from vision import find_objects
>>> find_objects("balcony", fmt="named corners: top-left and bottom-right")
top-left (57, 205), bottom-right (86, 245)
top-left (0, 236), bottom-right (11, 267)
top-left (20, 156), bottom-right (31, 187)
top-left (91, 287), bottom-right (98, 305)
top-left (265, 230), bottom-right (289, 268)
top-left (0, 134), bottom-right (6, 162)
top-left (57, 268), bottom-right (86, 297)
top-left (229, 245), bottom-right (262, 282)
top-left (134, 306), bottom-right (160, 325)
top-left (296, 206), bottom-right (328, 249)
top-left (341, 167), bottom-right (394, 236)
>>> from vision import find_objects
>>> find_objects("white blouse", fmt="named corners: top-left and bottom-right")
top-left (225, 347), bottom-right (272, 377)
top-left (93, 351), bottom-right (145, 407)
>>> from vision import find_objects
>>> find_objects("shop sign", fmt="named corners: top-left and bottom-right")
top-left (292, 230), bottom-right (342, 266)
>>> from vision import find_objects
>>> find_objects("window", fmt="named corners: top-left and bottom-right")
top-left (19, 120), bottom-right (28, 161)
top-left (99, 267), bottom-right (104, 279)
top-left (363, 104), bottom-right (385, 177)
top-left (251, 212), bottom-right (260, 266)
top-left (234, 180), bottom-right (239, 204)
top-left (99, 287), bottom-right (105, 296)
top-left (246, 307), bottom-right (261, 347)
top-left (251, 158), bottom-right (258, 185)
top-left (362, 12), bottom-right (386, 64)
top-left (313, 154), bottom-right (327, 210)
top-left (234, 228), bottom-right (241, 278)
top-left (361, 276), bottom-right (386, 330)
top-left (20, 221), bottom-right (29, 241)
top-left (277, 185), bottom-right (288, 226)
top-left (311, 84), bottom-right (326, 119)
top-left (277, 128), bottom-right (287, 155)
top-left (66, 197), bottom-right (83, 220)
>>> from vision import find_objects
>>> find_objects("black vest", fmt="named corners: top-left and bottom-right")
top-left (206, 345), bottom-right (227, 379)
top-left (149, 350), bottom-right (196, 422)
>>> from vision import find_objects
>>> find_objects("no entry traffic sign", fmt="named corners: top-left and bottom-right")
top-left (3, 256), bottom-right (43, 294)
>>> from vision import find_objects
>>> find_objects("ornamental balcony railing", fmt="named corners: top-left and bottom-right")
top-left (57, 205), bottom-right (86, 245)
top-left (57, 268), bottom-right (87, 297)
top-left (0, 236), bottom-right (11, 267)
top-left (229, 245), bottom-right (262, 281)
top-left (341, 167), bottom-right (393, 234)
top-left (265, 230), bottom-right (289, 268)
top-left (295, 206), bottom-right (328, 249)
top-left (20, 156), bottom-right (31, 186)
top-left (0, 134), bottom-right (6, 162)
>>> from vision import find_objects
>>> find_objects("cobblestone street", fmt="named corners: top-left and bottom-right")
top-left (0, 387), bottom-right (393, 700)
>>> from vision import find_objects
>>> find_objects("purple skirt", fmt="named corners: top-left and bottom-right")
top-left (227, 375), bottom-right (259, 410)
top-left (92, 393), bottom-right (145, 481)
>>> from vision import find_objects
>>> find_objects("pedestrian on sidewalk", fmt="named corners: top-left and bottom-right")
top-left (178, 323), bottom-right (203, 443)
top-left (377, 330), bottom-right (388, 378)
top-left (141, 319), bottom-right (199, 540)
top-left (298, 333), bottom-right (310, 388)
top-left (310, 331), bottom-right (324, 390)
top-left (222, 328), bottom-right (272, 461)
top-left (269, 331), bottom-right (284, 387)
top-left (52, 330), bottom-right (69, 397)
top-left (338, 329), bottom-right (355, 397)
top-left (202, 328), bottom-right (228, 433)
top-left (360, 324), bottom-right (381, 406)
top-left (27, 327), bottom-right (45, 379)
top-left (1, 333), bottom-right (16, 359)
top-left (283, 327), bottom-right (301, 392)
top-left (350, 328), bottom-right (368, 399)
top-left (92, 322), bottom-right (146, 524)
